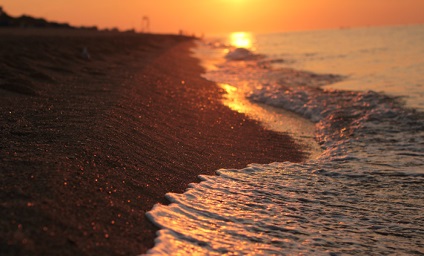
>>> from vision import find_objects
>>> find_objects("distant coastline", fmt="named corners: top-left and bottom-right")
top-left (0, 6), bottom-right (137, 33)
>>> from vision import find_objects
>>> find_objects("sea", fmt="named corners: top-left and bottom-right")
top-left (145, 25), bottom-right (424, 255)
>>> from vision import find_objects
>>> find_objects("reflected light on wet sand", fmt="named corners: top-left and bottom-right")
top-left (219, 83), bottom-right (322, 159)
top-left (230, 32), bottom-right (253, 49)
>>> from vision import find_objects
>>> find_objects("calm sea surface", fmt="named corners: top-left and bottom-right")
top-left (255, 25), bottom-right (424, 111)
top-left (145, 25), bottom-right (424, 255)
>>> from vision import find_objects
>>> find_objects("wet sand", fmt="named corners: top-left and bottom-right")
top-left (0, 29), bottom-right (305, 255)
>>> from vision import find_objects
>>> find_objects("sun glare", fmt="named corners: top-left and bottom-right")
top-left (230, 32), bottom-right (253, 49)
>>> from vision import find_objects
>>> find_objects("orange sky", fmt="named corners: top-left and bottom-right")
top-left (2, 0), bottom-right (424, 35)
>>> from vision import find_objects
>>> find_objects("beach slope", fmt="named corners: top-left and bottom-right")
top-left (0, 29), bottom-right (305, 255)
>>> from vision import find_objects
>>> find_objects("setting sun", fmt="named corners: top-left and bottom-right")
top-left (230, 32), bottom-right (253, 48)
top-left (1, 0), bottom-right (424, 34)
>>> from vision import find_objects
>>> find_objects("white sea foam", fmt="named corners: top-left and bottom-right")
top-left (250, 83), bottom-right (424, 174)
top-left (225, 48), bottom-right (262, 61)
top-left (145, 26), bottom-right (424, 255)
top-left (146, 161), bottom-right (423, 255)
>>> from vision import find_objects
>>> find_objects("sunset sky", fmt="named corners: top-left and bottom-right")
top-left (2, 0), bottom-right (424, 35)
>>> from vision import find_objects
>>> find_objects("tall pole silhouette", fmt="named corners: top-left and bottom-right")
top-left (141, 16), bottom-right (150, 33)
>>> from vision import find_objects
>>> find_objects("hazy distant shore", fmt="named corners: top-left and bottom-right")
top-left (0, 6), bottom-right (103, 32)
top-left (0, 28), bottom-right (305, 255)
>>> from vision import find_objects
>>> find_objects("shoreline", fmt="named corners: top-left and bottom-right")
top-left (0, 29), bottom-right (306, 255)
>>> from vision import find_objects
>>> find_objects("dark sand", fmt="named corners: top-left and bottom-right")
top-left (0, 29), bottom-right (305, 255)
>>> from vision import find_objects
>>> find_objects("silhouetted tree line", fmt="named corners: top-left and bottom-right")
top-left (0, 6), bottom-right (98, 30)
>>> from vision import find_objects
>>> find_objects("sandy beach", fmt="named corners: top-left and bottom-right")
top-left (0, 29), bottom-right (305, 255)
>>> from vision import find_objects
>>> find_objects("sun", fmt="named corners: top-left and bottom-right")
top-left (229, 32), bottom-right (253, 49)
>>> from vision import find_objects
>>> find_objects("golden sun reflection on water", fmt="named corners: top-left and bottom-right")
top-left (230, 32), bottom-right (253, 49)
top-left (219, 83), bottom-right (322, 159)
top-left (219, 83), bottom-right (246, 113)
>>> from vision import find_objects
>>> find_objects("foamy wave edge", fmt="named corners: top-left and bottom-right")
top-left (143, 41), bottom-right (424, 255)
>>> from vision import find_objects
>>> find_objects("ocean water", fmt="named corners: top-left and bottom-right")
top-left (145, 25), bottom-right (424, 255)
